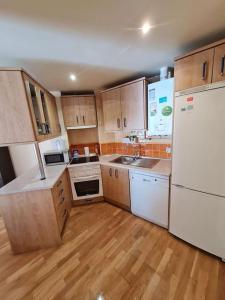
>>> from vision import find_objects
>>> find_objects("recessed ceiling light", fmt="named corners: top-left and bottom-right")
top-left (69, 74), bottom-right (76, 81)
top-left (141, 22), bottom-right (151, 34)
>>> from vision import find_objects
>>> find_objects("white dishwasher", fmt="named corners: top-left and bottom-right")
top-left (130, 170), bottom-right (169, 228)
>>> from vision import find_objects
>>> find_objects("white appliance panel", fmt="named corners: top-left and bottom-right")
top-left (147, 78), bottom-right (174, 136)
top-left (172, 86), bottom-right (225, 196)
top-left (169, 185), bottom-right (225, 259)
top-left (130, 172), bottom-right (169, 228)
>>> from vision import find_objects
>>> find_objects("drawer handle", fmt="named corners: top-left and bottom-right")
top-left (58, 188), bottom-right (64, 196)
top-left (115, 169), bottom-right (119, 178)
top-left (83, 116), bottom-right (85, 125)
top-left (56, 180), bottom-right (62, 187)
top-left (109, 168), bottom-right (112, 177)
top-left (62, 209), bottom-right (67, 218)
top-left (76, 115), bottom-right (79, 124)
top-left (221, 55), bottom-right (225, 76)
top-left (202, 61), bottom-right (207, 80)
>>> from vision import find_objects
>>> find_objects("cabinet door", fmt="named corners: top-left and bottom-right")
top-left (101, 165), bottom-right (115, 200)
top-left (79, 96), bottom-right (97, 127)
top-left (25, 81), bottom-right (46, 136)
top-left (46, 94), bottom-right (61, 137)
top-left (113, 167), bottom-right (130, 210)
top-left (61, 96), bottom-right (80, 128)
top-left (175, 49), bottom-right (214, 91)
top-left (212, 43), bottom-right (225, 83)
top-left (0, 71), bottom-right (35, 145)
top-left (102, 88), bottom-right (122, 131)
top-left (121, 80), bottom-right (146, 131)
top-left (101, 165), bottom-right (130, 210)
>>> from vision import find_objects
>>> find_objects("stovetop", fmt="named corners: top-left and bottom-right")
top-left (70, 156), bottom-right (99, 165)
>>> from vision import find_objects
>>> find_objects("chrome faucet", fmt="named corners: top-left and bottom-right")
top-left (133, 148), bottom-right (141, 160)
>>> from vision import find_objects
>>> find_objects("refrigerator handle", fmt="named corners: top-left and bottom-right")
top-left (202, 61), bottom-right (207, 80)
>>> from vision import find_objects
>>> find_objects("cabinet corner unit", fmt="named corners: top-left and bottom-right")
top-left (61, 94), bottom-right (97, 129)
top-left (0, 68), bottom-right (61, 146)
top-left (175, 39), bottom-right (225, 91)
top-left (0, 169), bottom-right (72, 254)
top-left (101, 78), bottom-right (148, 132)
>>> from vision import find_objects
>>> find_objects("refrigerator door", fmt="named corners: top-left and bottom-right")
top-left (170, 185), bottom-right (225, 259)
top-left (172, 86), bottom-right (225, 196)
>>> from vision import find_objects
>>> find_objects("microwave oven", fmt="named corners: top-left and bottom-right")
top-left (43, 150), bottom-right (70, 166)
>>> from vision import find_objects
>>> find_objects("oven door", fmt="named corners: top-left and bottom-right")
top-left (71, 175), bottom-right (103, 200)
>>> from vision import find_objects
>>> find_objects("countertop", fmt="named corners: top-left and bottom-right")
top-left (0, 164), bottom-right (67, 196)
top-left (0, 155), bottom-right (171, 196)
top-left (99, 155), bottom-right (171, 178)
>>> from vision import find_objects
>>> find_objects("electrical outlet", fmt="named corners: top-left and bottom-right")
top-left (166, 147), bottom-right (171, 154)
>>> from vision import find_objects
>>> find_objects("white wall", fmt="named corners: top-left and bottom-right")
top-left (9, 92), bottom-right (69, 177)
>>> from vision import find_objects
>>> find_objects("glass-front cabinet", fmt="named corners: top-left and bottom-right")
top-left (24, 76), bottom-right (60, 140)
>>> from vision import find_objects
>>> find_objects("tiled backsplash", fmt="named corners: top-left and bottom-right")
top-left (70, 143), bottom-right (100, 155)
top-left (70, 142), bottom-right (171, 159)
top-left (100, 142), bottom-right (171, 159)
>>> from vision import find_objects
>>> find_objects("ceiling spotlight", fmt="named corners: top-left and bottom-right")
top-left (69, 74), bottom-right (76, 81)
top-left (141, 22), bottom-right (151, 34)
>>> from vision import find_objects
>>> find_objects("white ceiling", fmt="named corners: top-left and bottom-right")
top-left (0, 0), bottom-right (224, 91)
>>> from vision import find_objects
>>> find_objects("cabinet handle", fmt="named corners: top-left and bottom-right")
top-left (220, 55), bottom-right (225, 76)
top-left (115, 169), bottom-right (119, 178)
top-left (123, 118), bottom-right (127, 128)
top-left (117, 118), bottom-right (121, 128)
top-left (202, 61), bottom-right (207, 80)
top-left (83, 116), bottom-right (85, 125)
top-left (109, 168), bottom-right (112, 177)
top-left (76, 116), bottom-right (79, 124)
top-left (60, 197), bottom-right (65, 204)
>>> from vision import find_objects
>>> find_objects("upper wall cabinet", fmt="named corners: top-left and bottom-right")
top-left (0, 69), bottom-right (61, 146)
top-left (212, 43), bottom-right (225, 83)
top-left (61, 95), bottom-right (97, 129)
top-left (175, 49), bottom-right (214, 91)
top-left (175, 40), bottom-right (225, 91)
top-left (102, 78), bottom-right (147, 132)
top-left (102, 88), bottom-right (122, 131)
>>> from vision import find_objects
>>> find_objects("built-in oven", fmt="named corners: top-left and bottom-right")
top-left (68, 163), bottom-right (103, 201)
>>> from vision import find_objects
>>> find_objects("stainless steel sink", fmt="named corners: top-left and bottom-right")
top-left (110, 156), bottom-right (160, 169)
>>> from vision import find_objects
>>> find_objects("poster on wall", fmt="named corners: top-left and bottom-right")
top-left (147, 78), bottom-right (174, 137)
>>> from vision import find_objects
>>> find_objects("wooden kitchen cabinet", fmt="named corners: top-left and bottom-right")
top-left (101, 78), bottom-right (147, 132)
top-left (0, 68), bottom-right (61, 145)
top-left (175, 48), bottom-right (214, 91)
top-left (61, 95), bottom-right (97, 129)
top-left (0, 169), bottom-right (72, 254)
top-left (212, 43), bottom-right (225, 83)
top-left (102, 87), bottom-right (122, 131)
top-left (61, 96), bottom-right (80, 127)
top-left (79, 96), bottom-right (97, 127)
top-left (101, 165), bottom-right (130, 210)
top-left (121, 80), bottom-right (146, 131)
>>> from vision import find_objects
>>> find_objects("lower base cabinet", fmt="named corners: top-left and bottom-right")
top-left (0, 169), bottom-right (72, 254)
top-left (101, 165), bottom-right (130, 210)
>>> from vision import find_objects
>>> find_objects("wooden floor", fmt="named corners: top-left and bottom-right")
top-left (0, 202), bottom-right (224, 300)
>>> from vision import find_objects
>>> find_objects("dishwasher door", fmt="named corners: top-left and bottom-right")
top-left (130, 172), bottom-right (169, 228)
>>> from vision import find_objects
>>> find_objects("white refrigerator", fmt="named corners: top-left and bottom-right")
top-left (170, 81), bottom-right (225, 260)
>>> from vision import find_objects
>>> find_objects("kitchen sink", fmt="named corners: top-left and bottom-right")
top-left (110, 156), bottom-right (160, 169)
